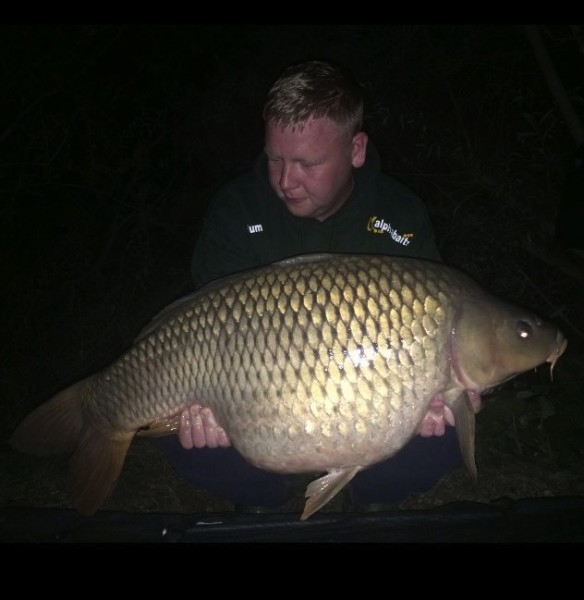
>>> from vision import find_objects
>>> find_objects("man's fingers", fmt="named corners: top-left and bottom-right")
top-left (177, 403), bottom-right (233, 449)
top-left (417, 396), bottom-right (456, 437)
top-left (201, 406), bottom-right (218, 448)
top-left (190, 408), bottom-right (208, 448)
top-left (178, 407), bottom-right (194, 449)
top-left (216, 426), bottom-right (232, 448)
top-left (178, 405), bottom-right (207, 449)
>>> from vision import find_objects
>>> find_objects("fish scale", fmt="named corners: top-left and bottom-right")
top-left (10, 253), bottom-right (567, 519)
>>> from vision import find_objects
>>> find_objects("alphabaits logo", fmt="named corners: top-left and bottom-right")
top-left (367, 216), bottom-right (412, 247)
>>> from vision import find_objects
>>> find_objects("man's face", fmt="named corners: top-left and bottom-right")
top-left (265, 117), bottom-right (367, 221)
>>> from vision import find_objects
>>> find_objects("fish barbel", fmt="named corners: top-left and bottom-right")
top-left (10, 253), bottom-right (567, 519)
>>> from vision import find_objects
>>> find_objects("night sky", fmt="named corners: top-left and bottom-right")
top-left (2, 24), bottom-right (582, 436)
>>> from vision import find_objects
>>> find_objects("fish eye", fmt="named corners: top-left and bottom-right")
top-left (517, 320), bottom-right (533, 340)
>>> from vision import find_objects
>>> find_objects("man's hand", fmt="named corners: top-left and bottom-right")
top-left (418, 395), bottom-right (456, 437)
top-left (178, 404), bottom-right (231, 449)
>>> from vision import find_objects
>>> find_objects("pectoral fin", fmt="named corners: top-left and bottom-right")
top-left (70, 426), bottom-right (133, 516)
top-left (449, 393), bottom-right (478, 482)
top-left (301, 466), bottom-right (362, 520)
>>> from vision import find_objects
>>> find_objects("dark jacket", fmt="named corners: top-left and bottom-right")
top-left (191, 143), bottom-right (440, 289)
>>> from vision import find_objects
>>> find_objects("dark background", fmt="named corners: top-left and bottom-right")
top-left (2, 25), bottom-right (583, 518)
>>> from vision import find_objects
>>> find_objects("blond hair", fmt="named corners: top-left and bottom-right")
top-left (263, 60), bottom-right (364, 137)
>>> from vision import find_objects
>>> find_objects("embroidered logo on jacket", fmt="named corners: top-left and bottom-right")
top-left (367, 216), bottom-right (412, 247)
top-left (247, 224), bottom-right (263, 234)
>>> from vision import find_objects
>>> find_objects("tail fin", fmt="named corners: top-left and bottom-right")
top-left (10, 378), bottom-right (134, 516)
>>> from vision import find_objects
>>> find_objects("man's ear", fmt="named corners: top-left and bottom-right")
top-left (351, 132), bottom-right (368, 168)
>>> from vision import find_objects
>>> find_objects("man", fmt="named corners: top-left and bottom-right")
top-left (159, 60), bottom-right (462, 511)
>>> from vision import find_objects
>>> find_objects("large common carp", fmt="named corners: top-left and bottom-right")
top-left (10, 253), bottom-right (567, 519)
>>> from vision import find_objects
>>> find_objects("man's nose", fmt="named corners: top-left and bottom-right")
top-left (280, 163), bottom-right (298, 190)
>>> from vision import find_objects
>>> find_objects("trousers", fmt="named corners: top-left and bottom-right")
top-left (158, 426), bottom-right (463, 506)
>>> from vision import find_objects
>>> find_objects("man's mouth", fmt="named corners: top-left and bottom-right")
top-left (284, 196), bottom-right (305, 205)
